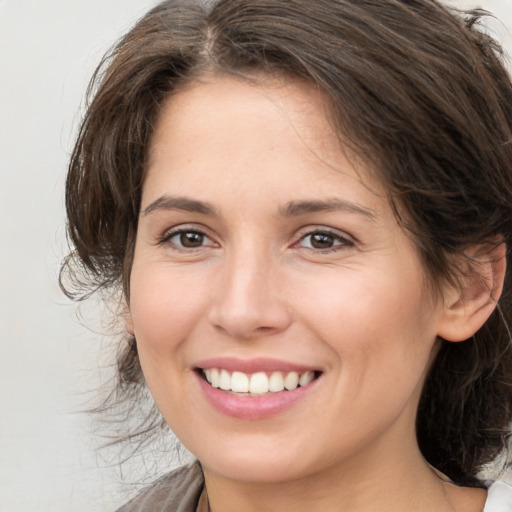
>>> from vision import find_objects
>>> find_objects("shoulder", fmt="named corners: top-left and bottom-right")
top-left (484, 481), bottom-right (512, 511)
top-left (116, 461), bottom-right (205, 512)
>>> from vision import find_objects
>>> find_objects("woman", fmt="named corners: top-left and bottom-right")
top-left (61, 0), bottom-right (512, 510)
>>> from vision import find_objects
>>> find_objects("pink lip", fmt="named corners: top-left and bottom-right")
top-left (194, 357), bottom-right (319, 374)
top-left (192, 358), bottom-right (321, 420)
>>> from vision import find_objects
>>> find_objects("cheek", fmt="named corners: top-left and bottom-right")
top-left (129, 264), bottom-right (209, 358)
top-left (295, 265), bottom-right (438, 379)
top-left (128, 265), bottom-right (210, 422)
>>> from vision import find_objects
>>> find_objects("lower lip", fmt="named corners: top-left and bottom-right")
top-left (195, 372), bottom-right (318, 420)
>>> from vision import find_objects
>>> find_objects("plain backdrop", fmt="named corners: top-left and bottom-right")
top-left (1, 1), bottom-right (511, 511)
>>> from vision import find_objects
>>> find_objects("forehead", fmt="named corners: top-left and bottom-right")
top-left (146, 74), bottom-right (386, 204)
top-left (149, 74), bottom-right (336, 159)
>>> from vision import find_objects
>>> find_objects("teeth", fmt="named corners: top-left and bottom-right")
top-left (210, 368), bottom-right (220, 388)
top-left (201, 368), bottom-right (317, 394)
top-left (219, 369), bottom-right (231, 390)
top-left (231, 371), bottom-right (249, 393)
top-left (269, 371), bottom-right (285, 392)
top-left (249, 372), bottom-right (269, 394)
top-left (299, 371), bottom-right (314, 387)
top-left (284, 372), bottom-right (299, 390)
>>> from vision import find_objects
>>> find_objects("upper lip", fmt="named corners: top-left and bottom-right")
top-left (193, 357), bottom-right (321, 374)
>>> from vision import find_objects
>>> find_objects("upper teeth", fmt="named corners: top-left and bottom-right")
top-left (202, 369), bottom-right (315, 394)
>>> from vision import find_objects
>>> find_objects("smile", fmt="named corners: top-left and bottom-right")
top-left (193, 358), bottom-right (323, 419)
top-left (201, 368), bottom-right (317, 395)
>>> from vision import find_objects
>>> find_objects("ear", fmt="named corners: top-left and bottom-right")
top-left (437, 240), bottom-right (507, 342)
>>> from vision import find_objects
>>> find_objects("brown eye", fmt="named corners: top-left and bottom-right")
top-left (162, 229), bottom-right (216, 250)
top-left (298, 230), bottom-right (353, 252)
top-left (310, 233), bottom-right (335, 249)
top-left (179, 231), bottom-right (204, 247)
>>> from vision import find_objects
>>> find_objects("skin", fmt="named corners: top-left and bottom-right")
top-left (126, 75), bottom-right (490, 511)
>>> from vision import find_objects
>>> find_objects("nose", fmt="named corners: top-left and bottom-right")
top-left (208, 248), bottom-right (293, 340)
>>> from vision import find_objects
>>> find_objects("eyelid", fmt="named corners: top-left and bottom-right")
top-left (157, 224), bottom-right (218, 249)
top-left (292, 226), bottom-right (355, 251)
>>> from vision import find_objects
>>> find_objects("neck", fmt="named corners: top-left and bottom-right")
top-left (202, 427), bottom-right (486, 512)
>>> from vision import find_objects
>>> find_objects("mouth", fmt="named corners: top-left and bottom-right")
top-left (193, 359), bottom-right (323, 419)
top-left (195, 367), bottom-right (322, 396)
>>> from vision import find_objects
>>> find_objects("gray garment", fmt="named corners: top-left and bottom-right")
top-left (116, 462), bottom-right (205, 512)
top-left (116, 460), bottom-right (512, 511)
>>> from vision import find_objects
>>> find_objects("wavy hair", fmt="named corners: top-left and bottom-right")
top-left (61, 0), bottom-right (512, 486)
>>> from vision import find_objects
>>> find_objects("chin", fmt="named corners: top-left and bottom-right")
top-left (201, 453), bottom-right (312, 484)
top-left (184, 431), bottom-right (329, 485)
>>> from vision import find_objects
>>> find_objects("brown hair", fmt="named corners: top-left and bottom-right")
top-left (61, 0), bottom-right (512, 486)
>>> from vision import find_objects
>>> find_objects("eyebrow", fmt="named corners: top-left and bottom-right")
top-left (278, 198), bottom-right (376, 219)
top-left (142, 195), bottom-right (376, 220)
top-left (142, 195), bottom-right (218, 217)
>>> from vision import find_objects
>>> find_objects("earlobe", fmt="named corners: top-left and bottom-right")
top-left (437, 241), bottom-right (507, 342)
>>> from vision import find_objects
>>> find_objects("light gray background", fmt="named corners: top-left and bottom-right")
top-left (1, 1), bottom-right (511, 511)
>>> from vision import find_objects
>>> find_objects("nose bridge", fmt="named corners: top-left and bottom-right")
top-left (209, 242), bottom-right (291, 339)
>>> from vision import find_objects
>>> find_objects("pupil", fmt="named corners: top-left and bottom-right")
top-left (180, 232), bottom-right (203, 247)
top-left (311, 233), bottom-right (333, 249)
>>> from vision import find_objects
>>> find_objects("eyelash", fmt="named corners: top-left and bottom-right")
top-left (293, 228), bottom-right (354, 253)
top-left (158, 226), bottom-right (354, 255)
top-left (158, 228), bottom-right (217, 251)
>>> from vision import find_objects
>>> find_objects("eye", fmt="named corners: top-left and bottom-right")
top-left (160, 228), bottom-right (217, 250)
top-left (296, 229), bottom-right (353, 252)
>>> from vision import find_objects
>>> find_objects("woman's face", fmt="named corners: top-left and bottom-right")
top-left (128, 75), bottom-right (448, 483)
